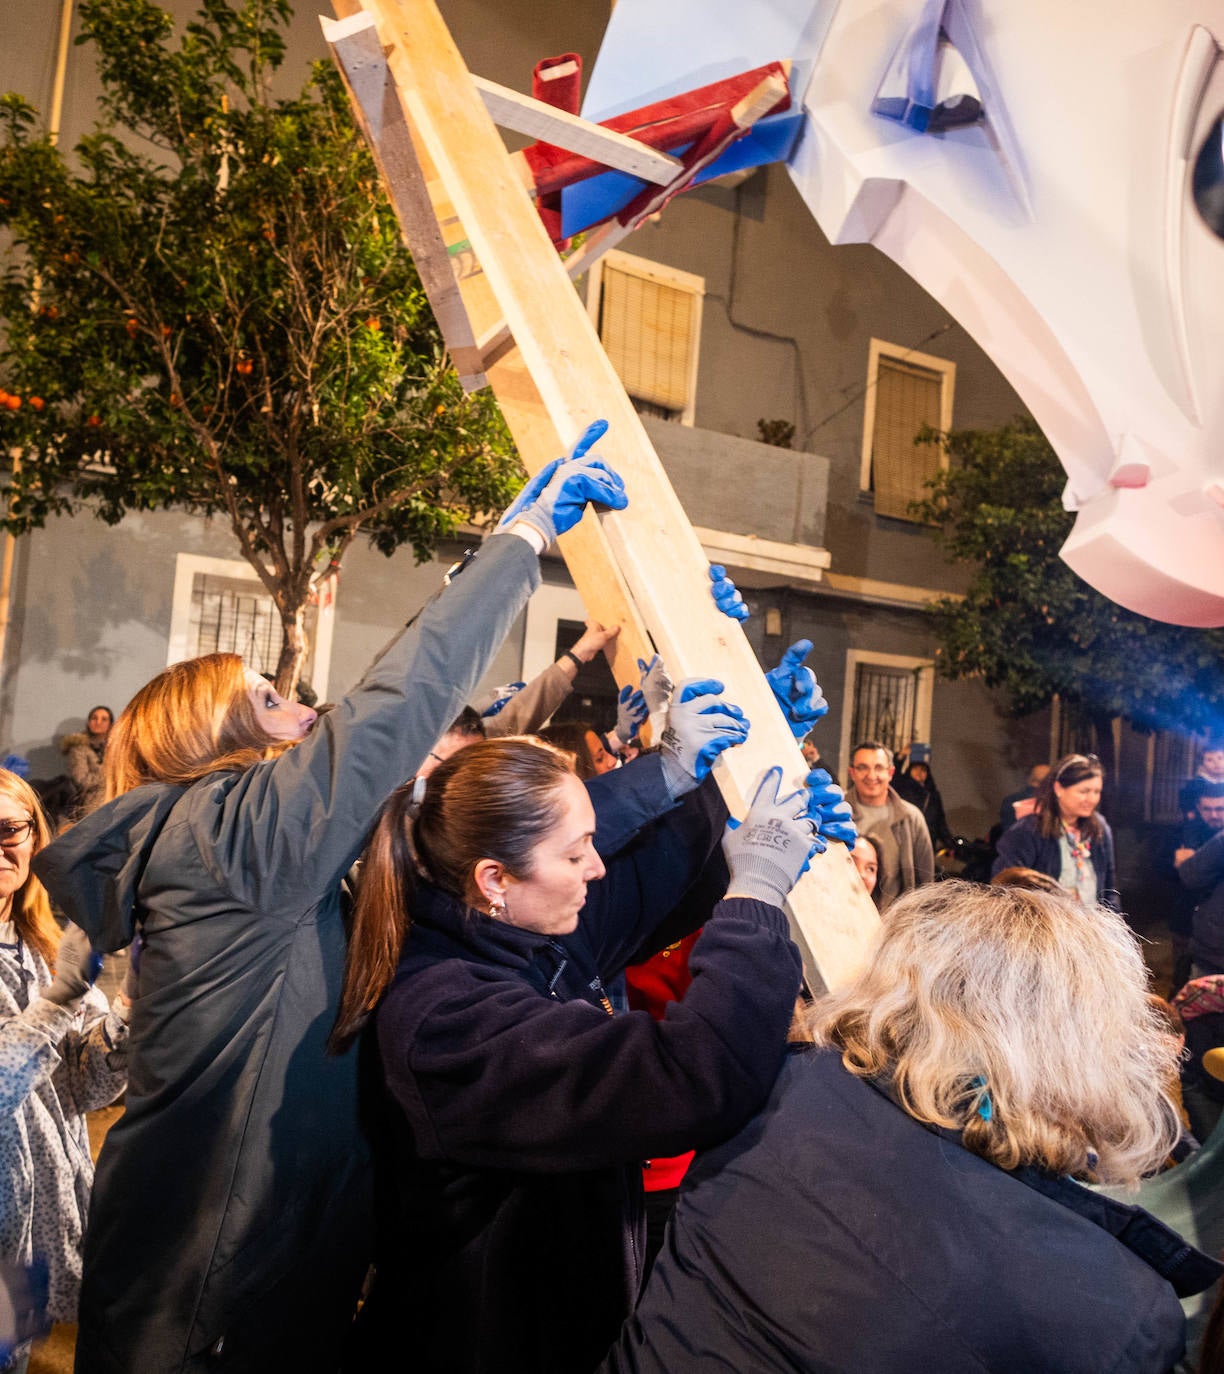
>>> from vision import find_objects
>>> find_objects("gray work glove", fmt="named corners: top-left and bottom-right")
top-left (635, 654), bottom-right (674, 718)
top-left (43, 925), bottom-right (103, 1008)
top-left (658, 677), bottom-right (750, 799)
top-left (723, 767), bottom-right (819, 908)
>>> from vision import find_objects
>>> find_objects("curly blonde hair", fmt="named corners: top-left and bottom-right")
top-left (801, 880), bottom-right (1180, 1187)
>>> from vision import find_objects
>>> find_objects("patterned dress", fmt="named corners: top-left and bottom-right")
top-left (0, 924), bottom-right (128, 1327)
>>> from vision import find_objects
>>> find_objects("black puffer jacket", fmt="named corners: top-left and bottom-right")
top-left (352, 779), bottom-right (803, 1374)
top-left (602, 1047), bottom-right (1220, 1373)
top-left (33, 533), bottom-right (541, 1374)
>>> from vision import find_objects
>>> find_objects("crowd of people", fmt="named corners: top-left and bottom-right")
top-left (1, 424), bottom-right (1221, 1373)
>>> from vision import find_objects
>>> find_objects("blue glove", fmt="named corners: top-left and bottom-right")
top-left (496, 419), bottom-right (627, 545)
top-left (614, 684), bottom-right (648, 744)
top-left (636, 653), bottom-right (674, 717)
top-left (0, 754), bottom-right (29, 779)
top-left (43, 925), bottom-right (104, 1007)
top-left (804, 767), bottom-right (857, 849)
top-left (475, 682), bottom-right (526, 718)
top-left (708, 564), bottom-right (749, 622)
top-left (766, 640), bottom-right (829, 739)
top-left (723, 767), bottom-right (818, 907)
top-left (658, 677), bottom-right (750, 798)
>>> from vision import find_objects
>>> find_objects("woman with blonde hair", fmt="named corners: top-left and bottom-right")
top-left (0, 769), bottom-right (132, 1373)
top-left (31, 433), bottom-right (627, 1374)
top-left (602, 880), bottom-right (1222, 1374)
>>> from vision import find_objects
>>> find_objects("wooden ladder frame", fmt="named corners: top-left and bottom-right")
top-left (323, 0), bottom-right (879, 990)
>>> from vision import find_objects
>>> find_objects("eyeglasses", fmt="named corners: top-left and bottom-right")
top-left (1056, 753), bottom-right (1101, 782)
top-left (0, 818), bottom-right (35, 849)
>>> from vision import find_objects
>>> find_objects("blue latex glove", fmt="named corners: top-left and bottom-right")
top-left (804, 767), bottom-right (858, 849)
top-left (658, 677), bottom-right (750, 798)
top-left (636, 653), bottom-right (674, 717)
top-left (614, 684), bottom-right (648, 743)
top-left (496, 419), bottom-right (627, 545)
top-left (475, 682), bottom-right (526, 718)
top-left (708, 564), bottom-right (749, 622)
top-left (0, 754), bottom-right (29, 779)
top-left (723, 767), bottom-right (819, 907)
top-left (766, 640), bottom-right (829, 739)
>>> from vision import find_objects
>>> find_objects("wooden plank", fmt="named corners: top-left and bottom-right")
top-left (322, 12), bottom-right (487, 390)
top-left (471, 75), bottom-right (683, 186)
top-left (330, 0), bottom-right (881, 989)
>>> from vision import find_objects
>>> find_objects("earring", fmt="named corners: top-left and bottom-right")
top-left (489, 897), bottom-right (510, 923)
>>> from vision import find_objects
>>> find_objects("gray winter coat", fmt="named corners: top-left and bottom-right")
top-left (33, 532), bottom-right (540, 1374)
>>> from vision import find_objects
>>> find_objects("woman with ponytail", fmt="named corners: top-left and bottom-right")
top-left (32, 428), bottom-right (627, 1374)
top-left (344, 720), bottom-right (858, 1374)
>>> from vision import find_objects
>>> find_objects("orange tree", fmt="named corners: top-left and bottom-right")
top-left (0, 0), bottom-right (519, 693)
top-left (913, 418), bottom-right (1224, 737)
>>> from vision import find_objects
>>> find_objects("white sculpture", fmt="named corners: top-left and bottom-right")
top-left (584, 0), bottom-right (1224, 627)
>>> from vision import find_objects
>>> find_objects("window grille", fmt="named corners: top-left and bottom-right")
top-left (850, 662), bottom-right (920, 759)
top-left (188, 573), bottom-right (317, 679)
top-left (1148, 730), bottom-right (1200, 824)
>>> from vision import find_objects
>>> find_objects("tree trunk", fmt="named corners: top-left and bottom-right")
top-left (275, 602), bottom-right (309, 701)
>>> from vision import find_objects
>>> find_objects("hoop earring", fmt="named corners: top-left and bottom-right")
top-left (489, 897), bottom-right (510, 924)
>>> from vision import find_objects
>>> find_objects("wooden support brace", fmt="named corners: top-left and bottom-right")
top-left (472, 75), bottom-right (683, 186)
top-left (328, 0), bottom-right (881, 990)
top-left (322, 11), bottom-right (488, 390)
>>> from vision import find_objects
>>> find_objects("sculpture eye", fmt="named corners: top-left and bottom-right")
top-left (1193, 111), bottom-right (1224, 240)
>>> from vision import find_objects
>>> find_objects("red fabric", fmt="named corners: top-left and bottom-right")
top-left (626, 932), bottom-right (701, 1191)
top-left (526, 53), bottom-right (583, 249)
top-left (522, 62), bottom-right (791, 202)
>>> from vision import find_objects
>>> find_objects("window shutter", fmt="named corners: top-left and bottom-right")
top-left (871, 356), bottom-right (944, 520)
top-left (599, 263), bottom-right (697, 414)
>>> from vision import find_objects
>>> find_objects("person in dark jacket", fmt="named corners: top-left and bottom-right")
top-left (892, 743), bottom-right (954, 852)
top-left (991, 752), bottom-right (1118, 907)
top-left (602, 879), bottom-right (1220, 1374)
top-left (346, 724), bottom-right (848, 1374)
top-left (30, 440), bottom-right (627, 1374)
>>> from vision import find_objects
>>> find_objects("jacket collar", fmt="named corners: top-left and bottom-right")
top-left (409, 880), bottom-right (556, 971)
top-left (862, 1072), bottom-right (1223, 1299)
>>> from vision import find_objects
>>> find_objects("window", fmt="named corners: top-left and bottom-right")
top-left (166, 554), bottom-right (336, 700)
top-left (1145, 729), bottom-right (1200, 824)
top-left (587, 250), bottom-right (703, 424)
top-left (838, 650), bottom-right (935, 774)
top-left (860, 338), bottom-right (955, 520)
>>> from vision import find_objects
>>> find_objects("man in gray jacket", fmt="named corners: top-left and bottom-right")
top-left (845, 740), bottom-right (935, 910)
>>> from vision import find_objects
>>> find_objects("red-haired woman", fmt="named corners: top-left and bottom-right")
top-left (0, 770), bottom-right (132, 1372)
top-left (33, 433), bottom-right (626, 1374)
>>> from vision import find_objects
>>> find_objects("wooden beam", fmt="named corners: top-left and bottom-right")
top-left (329, 0), bottom-right (880, 989)
top-left (472, 75), bottom-right (683, 186)
top-left (322, 12), bottom-right (488, 390)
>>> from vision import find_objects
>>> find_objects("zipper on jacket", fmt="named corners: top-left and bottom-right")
top-left (588, 975), bottom-right (615, 1017)
top-left (544, 939), bottom-right (569, 999)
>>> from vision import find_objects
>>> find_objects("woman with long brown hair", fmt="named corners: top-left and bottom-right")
top-left (345, 722), bottom-right (855, 1374)
top-left (992, 752), bottom-right (1118, 907)
top-left (31, 437), bottom-right (627, 1374)
top-left (0, 769), bottom-right (132, 1372)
